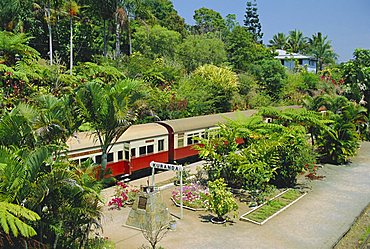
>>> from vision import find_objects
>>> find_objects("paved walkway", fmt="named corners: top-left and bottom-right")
top-left (101, 142), bottom-right (370, 249)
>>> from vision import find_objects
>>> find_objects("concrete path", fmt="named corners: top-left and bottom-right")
top-left (101, 142), bottom-right (370, 249)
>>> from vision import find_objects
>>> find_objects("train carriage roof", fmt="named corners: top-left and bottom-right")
top-left (67, 123), bottom-right (168, 152)
top-left (157, 110), bottom-right (258, 133)
top-left (116, 123), bottom-right (168, 142)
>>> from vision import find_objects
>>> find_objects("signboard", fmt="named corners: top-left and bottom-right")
top-left (150, 161), bottom-right (184, 219)
top-left (138, 196), bottom-right (147, 210)
top-left (150, 161), bottom-right (183, 171)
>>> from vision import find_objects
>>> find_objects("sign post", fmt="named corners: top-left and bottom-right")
top-left (150, 161), bottom-right (183, 219)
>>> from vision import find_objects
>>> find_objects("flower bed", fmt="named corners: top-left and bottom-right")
top-left (171, 183), bottom-right (209, 211)
top-left (107, 182), bottom-right (139, 210)
top-left (240, 188), bottom-right (306, 225)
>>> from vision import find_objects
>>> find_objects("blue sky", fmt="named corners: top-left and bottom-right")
top-left (171, 0), bottom-right (370, 62)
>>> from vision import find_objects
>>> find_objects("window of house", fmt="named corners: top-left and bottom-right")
top-left (118, 151), bottom-right (123, 160)
top-left (158, 139), bottom-right (164, 151)
top-left (298, 59), bottom-right (303, 65)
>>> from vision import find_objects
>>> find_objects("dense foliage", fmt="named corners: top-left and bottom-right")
top-left (0, 0), bottom-right (369, 246)
top-left (196, 105), bottom-right (363, 202)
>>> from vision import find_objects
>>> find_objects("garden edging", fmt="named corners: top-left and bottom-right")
top-left (240, 189), bottom-right (307, 225)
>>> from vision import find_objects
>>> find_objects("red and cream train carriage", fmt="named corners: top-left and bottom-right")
top-left (66, 108), bottom-right (281, 177)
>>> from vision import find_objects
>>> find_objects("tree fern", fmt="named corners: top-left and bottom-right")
top-left (0, 201), bottom-right (40, 238)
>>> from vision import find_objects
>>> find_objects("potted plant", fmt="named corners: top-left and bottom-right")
top-left (208, 178), bottom-right (238, 224)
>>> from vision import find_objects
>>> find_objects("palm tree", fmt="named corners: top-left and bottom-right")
top-left (64, 1), bottom-right (80, 75)
top-left (32, 0), bottom-right (56, 65)
top-left (268, 32), bottom-right (288, 49)
top-left (89, 0), bottom-right (115, 57)
top-left (115, 6), bottom-right (128, 57)
top-left (74, 80), bottom-right (143, 173)
top-left (308, 32), bottom-right (337, 71)
top-left (287, 29), bottom-right (308, 53)
top-left (0, 103), bottom-right (38, 148)
top-left (0, 98), bottom-right (77, 150)
top-left (115, 0), bottom-right (154, 57)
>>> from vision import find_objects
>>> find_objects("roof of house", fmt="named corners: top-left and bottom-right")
top-left (274, 49), bottom-right (316, 60)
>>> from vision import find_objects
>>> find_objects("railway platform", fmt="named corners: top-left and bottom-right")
top-left (101, 142), bottom-right (370, 249)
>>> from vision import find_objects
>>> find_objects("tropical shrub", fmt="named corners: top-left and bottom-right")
top-left (304, 94), bottom-right (364, 164)
top-left (108, 182), bottom-right (139, 209)
top-left (316, 112), bottom-right (360, 164)
top-left (208, 178), bottom-right (238, 220)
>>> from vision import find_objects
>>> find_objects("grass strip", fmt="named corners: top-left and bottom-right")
top-left (244, 189), bottom-right (303, 223)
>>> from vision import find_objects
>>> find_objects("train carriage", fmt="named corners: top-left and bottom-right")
top-left (67, 106), bottom-right (300, 178)
top-left (157, 109), bottom-right (258, 163)
top-left (67, 123), bottom-right (169, 176)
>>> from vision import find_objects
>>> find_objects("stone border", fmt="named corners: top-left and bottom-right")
top-left (170, 197), bottom-right (206, 211)
top-left (240, 189), bottom-right (307, 225)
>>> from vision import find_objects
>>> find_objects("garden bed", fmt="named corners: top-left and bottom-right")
top-left (170, 197), bottom-right (206, 211)
top-left (171, 183), bottom-right (209, 211)
top-left (240, 188), bottom-right (306, 225)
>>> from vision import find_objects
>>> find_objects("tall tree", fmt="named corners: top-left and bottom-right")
top-left (225, 14), bottom-right (239, 32)
top-left (308, 32), bottom-right (337, 71)
top-left (142, 0), bottom-right (187, 36)
top-left (268, 32), bottom-right (288, 50)
top-left (132, 24), bottom-right (181, 59)
top-left (287, 29), bottom-right (307, 53)
top-left (64, 1), bottom-right (80, 75)
top-left (225, 26), bottom-right (271, 71)
top-left (87, 0), bottom-right (116, 57)
top-left (175, 34), bottom-right (227, 72)
top-left (243, 0), bottom-right (263, 43)
top-left (114, 0), bottom-right (154, 57)
top-left (193, 7), bottom-right (226, 35)
top-left (33, 0), bottom-right (56, 65)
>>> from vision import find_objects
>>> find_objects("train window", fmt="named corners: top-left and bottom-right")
top-left (139, 146), bottom-right (146, 156)
top-left (187, 136), bottom-right (193, 145)
top-left (158, 139), bottom-right (164, 151)
top-left (201, 132), bottom-right (205, 138)
top-left (131, 148), bottom-right (136, 157)
top-left (178, 134), bottom-right (184, 147)
top-left (107, 153), bottom-right (114, 162)
top-left (95, 155), bottom-right (102, 164)
top-left (118, 151), bottom-right (123, 160)
top-left (147, 145), bottom-right (154, 154)
top-left (125, 150), bottom-right (129, 160)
